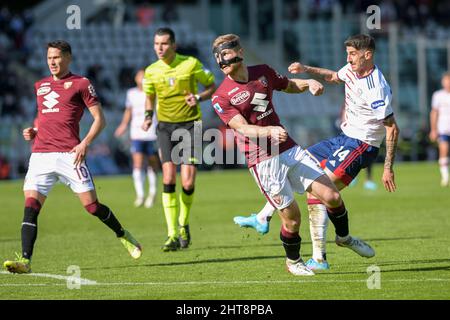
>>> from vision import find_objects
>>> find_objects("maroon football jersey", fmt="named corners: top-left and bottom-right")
top-left (212, 64), bottom-right (296, 167)
top-left (33, 73), bottom-right (99, 152)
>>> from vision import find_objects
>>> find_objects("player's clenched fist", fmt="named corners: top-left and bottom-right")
top-left (141, 118), bottom-right (152, 131)
top-left (268, 126), bottom-right (288, 145)
top-left (23, 127), bottom-right (36, 141)
top-left (288, 62), bottom-right (306, 74)
top-left (307, 79), bottom-right (324, 96)
top-left (185, 92), bottom-right (198, 107)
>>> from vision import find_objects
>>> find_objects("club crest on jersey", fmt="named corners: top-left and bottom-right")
top-left (64, 82), bottom-right (73, 89)
top-left (258, 76), bottom-right (268, 87)
top-left (168, 77), bottom-right (175, 86)
top-left (230, 91), bottom-right (250, 105)
top-left (37, 87), bottom-right (51, 96)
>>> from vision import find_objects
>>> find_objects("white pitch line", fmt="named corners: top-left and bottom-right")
top-left (0, 276), bottom-right (449, 287)
top-left (0, 271), bottom-right (97, 285)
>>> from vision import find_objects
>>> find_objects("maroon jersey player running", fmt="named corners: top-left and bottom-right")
top-left (3, 40), bottom-right (142, 274)
top-left (211, 34), bottom-right (374, 276)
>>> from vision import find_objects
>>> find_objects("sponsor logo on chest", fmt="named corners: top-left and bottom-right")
top-left (230, 91), bottom-right (250, 105)
top-left (41, 91), bottom-right (60, 113)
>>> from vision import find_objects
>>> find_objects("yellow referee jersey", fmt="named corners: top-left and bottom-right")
top-left (143, 53), bottom-right (215, 123)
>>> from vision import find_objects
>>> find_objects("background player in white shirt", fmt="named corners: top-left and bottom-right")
top-left (115, 69), bottom-right (159, 208)
top-left (429, 72), bottom-right (450, 187)
top-left (234, 34), bottom-right (400, 270)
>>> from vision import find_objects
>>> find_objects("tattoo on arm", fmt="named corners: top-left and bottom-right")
top-left (384, 139), bottom-right (397, 170)
top-left (383, 116), bottom-right (399, 170)
top-left (304, 65), bottom-right (337, 82)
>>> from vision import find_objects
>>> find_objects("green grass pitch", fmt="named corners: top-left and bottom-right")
top-left (0, 162), bottom-right (449, 299)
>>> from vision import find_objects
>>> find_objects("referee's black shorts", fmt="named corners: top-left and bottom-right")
top-left (157, 120), bottom-right (202, 165)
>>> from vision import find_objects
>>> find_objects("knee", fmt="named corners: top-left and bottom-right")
top-left (322, 190), bottom-right (342, 208)
top-left (162, 173), bottom-right (176, 185)
top-left (280, 210), bottom-right (300, 233)
top-left (84, 200), bottom-right (100, 215)
top-left (181, 180), bottom-right (195, 191)
top-left (282, 219), bottom-right (300, 233)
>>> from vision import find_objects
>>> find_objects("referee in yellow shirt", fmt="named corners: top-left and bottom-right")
top-left (142, 27), bottom-right (216, 251)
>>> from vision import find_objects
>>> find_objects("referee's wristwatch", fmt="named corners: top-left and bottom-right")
top-left (194, 94), bottom-right (202, 102)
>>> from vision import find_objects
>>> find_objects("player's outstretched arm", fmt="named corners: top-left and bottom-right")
top-left (288, 62), bottom-right (341, 84)
top-left (185, 83), bottom-right (216, 107)
top-left (382, 114), bottom-right (400, 192)
top-left (142, 94), bottom-right (156, 131)
top-left (114, 108), bottom-right (131, 137)
top-left (284, 78), bottom-right (324, 96)
top-left (71, 103), bottom-right (105, 166)
top-left (228, 114), bottom-right (287, 145)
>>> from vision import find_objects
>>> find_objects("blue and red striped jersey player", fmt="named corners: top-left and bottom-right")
top-left (211, 33), bottom-right (375, 276)
top-left (3, 40), bottom-right (142, 274)
top-left (234, 34), bottom-right (400, 271)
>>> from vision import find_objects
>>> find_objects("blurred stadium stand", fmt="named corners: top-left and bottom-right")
top-left (0, 0), bottom-right (449, 179)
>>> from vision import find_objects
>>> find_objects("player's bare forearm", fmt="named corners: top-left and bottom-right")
top-left (429, 109), bottom-right (438, 141)
top-left (114, 109), bottom-right (131, 137)
top-left (383, 116), bottom-right (399, 171)
top-left (284, 79), bottom-right (324, 96)
top-left (71, 104), bottom-right (104, 165)
top-left (289, 62), bottom-right (339, 83)
top-left (303, 65), bottom-right (340, 84)
top-left (145, 94), bottom-right (156, 112)
top-left (83, 106), bottom-right (106, 146)
top-left (228, 114), bottom-right (287, 143)
top-left (198, 83), bottom-right (216, 101)
top-left (382, 115), bottom-right (399, 192)
top-left (142, 94), bottom-right (156, 131)
top-left (284, 79), bottom-right (309, 93)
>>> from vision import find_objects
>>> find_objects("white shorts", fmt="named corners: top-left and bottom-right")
top-left (23, 152), bottom-right (95, 196)
top-left (249, 145), bottom-right (325, 210)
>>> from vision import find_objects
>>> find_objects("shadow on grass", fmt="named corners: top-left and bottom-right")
top-left (80, 254), bottom-right (284, 271)
top-left (189, 235), bottom-right (432, 251)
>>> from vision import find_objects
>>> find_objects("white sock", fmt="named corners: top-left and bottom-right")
top-left (132, 168), bottom-right (145, 199)
top-left (308, 203), bottom-right (328, 262)
top-left (256, 202), bottom-right (276, 224)
top-left (439, 157), bottom-right (449, 183)
top-left (147, 167), bottom-right (157, 197)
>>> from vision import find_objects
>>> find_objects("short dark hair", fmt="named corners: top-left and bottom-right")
top-left (344, 34), bottom-right (375, 52)
top-left (154, 27), bottom-right (176, 43)
top-left (47, 40), bottom-right (72, 55)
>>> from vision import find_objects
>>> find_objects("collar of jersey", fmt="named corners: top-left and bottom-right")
top-left (352, 65), bottom-right (377, 79)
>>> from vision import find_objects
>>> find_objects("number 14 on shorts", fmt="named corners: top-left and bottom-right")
top-left (333, 146), bottom-right (350, 161)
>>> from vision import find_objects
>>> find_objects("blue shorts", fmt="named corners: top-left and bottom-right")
top-left (130, 140), bottom-right (158, 156)
top-left (306, 133), bottom-right (379, 185)
top-left (439, 135), bottom-right (450, 143)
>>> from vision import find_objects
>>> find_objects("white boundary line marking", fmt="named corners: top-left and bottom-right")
top-left (0, 271), bottom-right (97, 285)
top-left (1, 273), bottom-right (450, 287)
